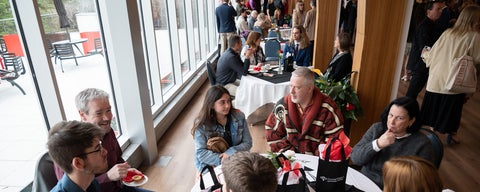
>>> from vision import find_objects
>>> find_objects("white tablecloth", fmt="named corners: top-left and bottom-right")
top-left (235, 75), bottom-right (290, 116)
top-left (191, 153), bottom-right (382, 192)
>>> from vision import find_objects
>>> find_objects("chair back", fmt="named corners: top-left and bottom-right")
top-left (2, 52), bottom-right (25, 75)
top-left (419, 128), bottom-right (444, 168)
top-left (206, 61), bottom-right (216, 85)
top-left (54, 43), bottom-right (76, 58)
top-left (264, 39), bottom-right (281, 61)
top-left (32, 151), bottom-right (58, 192)
top-left (267, 30), bottom-right (278, 38)
top-left (253, 26), bottom-right (263, 37)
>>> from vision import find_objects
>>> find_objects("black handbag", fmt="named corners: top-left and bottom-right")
top-left (199, 165), bottom-right (222, 192)
top-left (315, 137), bottom-right (348, 192)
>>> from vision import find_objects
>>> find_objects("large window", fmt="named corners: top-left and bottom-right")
top-left (1, 0), bottom-right (218, 190)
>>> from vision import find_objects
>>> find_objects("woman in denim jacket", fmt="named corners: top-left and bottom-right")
top-left (192, 85), bottom-right (252, 172)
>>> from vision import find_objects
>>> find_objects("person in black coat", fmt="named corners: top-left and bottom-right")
top-left (324, 32), bottom-right (352, 82)
top-left (405, 1), bottom-right (445, 99)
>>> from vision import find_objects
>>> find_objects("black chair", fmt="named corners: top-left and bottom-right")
top-left (53, 43), bottom-right (79, 73)
top-left (206, 61), bottom-right (216, 86)
top-left (32, 151), bottom-right (58, 192)
top-left (0, 69), bottom-right (26, 95)
top-left (2, 52), bottom-right (25, 75)
top-left (88, 38), bottom-right (103, 56)
top-left (264, 39), bottom-right (281, 62)
top-left (419, 127), bottom-right (444, 168)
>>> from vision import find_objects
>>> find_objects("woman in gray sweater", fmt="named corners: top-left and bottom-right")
top-left (350, 97), bottom-right (434, 188)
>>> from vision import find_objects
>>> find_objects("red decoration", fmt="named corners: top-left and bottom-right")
top-left (346, 103), bottom-right (355, 111)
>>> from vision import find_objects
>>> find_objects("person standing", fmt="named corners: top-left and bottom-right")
top-left (420, 5), bottom-right (480, 144)
top-left (48, 121), bottom-right (107, 192)
top-left (405, 0), bottom-right (446, 99)
top-left (303, 0), bottom-right (316, 44)
top-left (291, 1), bottom-right (306, 29)
top-left (216, 0), bottom-right (238, 53)
top-left (236, 8), bottom-right (250, 34)
top-left (265, 67), bottom-right (344, 155)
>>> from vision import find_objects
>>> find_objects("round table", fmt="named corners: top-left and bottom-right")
top-left (191, 153), bottom-right (382, 192)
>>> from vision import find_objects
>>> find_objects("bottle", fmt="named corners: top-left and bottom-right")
top-left (278, 61), bottom-right (283, 74)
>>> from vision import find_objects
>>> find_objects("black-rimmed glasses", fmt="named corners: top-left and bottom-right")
top-left (77, 141), bottom-right (103, 157)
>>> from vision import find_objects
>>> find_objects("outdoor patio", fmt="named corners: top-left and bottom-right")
top-left (0, 54), bottom-right (108, 191)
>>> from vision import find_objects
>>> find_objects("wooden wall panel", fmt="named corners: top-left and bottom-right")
top-left (312, 0), bottom-right (339, 71)
top-left (349, 0), bottom-right (409, 144)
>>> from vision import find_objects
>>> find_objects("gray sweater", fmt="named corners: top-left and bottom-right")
top-left (350, 122), bottom-right (434, 188)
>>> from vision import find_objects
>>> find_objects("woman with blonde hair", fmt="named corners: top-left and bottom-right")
top-left (383, 156), bottom-right (443, 192)
top-left (253, 12), bottom-right (272, 37)
top-left (282, 25), bottom-right (312, 66)
top-left (420, 5), bottom-right (480, 144)
top-left (241, 31), bottom-right (265, 66)
top-left (291, 0), bottom-right (306, 28)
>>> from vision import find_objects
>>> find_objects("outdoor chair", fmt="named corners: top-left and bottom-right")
top-left (32, 151), bottom-right (58, 192)
top-left (264, 39), bottom-right (281, 62)
top-left (88, 37), bottom-right (103, 56)
top-left (53, 43), bottom-right (79, 73)
top-left (0, 69), bottom-right (26, 95)
top-left (2, 52), bottom-right (25, 75)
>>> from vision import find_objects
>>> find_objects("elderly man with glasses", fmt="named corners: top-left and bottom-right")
top-left (48, 120), bottom-right (108, 192)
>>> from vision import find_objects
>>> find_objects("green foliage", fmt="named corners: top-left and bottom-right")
top-left (315, 72), bottom-right (363, 121)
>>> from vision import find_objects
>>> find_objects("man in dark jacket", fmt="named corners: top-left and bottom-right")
top-left (216, 0), bottom-right (237, 53)
top-left (406, 0), bottom-right (445, 99)
top-left (216, 35), bottom-right (251, 96)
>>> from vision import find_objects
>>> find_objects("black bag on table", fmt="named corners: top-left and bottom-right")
top-left (283, 56), bottom-right (294, 72)
top-left (315, 137), bottom-right (348, 192)
top-left (199, 165), bottom-right (222, 192)
top-left (275, 153), bottom-right (308, 192)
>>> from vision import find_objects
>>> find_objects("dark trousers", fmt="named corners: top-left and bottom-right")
top-left (406, 71), bottom-right (428, 99)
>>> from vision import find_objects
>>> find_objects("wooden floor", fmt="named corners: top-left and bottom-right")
top-left (139, 79), bottom-right (480, 192)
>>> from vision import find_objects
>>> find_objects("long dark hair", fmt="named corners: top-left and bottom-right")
top-left (191, 85), bottom-right (234, 136)
top-left (380, 97), bottom-right (420, 133)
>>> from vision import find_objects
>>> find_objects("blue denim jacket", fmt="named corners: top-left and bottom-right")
top-left (194, 110), bottom-right (252, 171)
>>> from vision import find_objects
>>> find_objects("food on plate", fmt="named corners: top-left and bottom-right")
top-left (132, 175), bottom-right (144, 181)
top-left (122, 170), bottom-right (144, 183)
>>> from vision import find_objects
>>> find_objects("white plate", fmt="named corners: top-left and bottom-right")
top-left (249, 70), bottom-right (260, 74)
top-left (122, 175), bottom-right (148, 187)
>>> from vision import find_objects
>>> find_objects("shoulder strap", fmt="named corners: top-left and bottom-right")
top-left (199, 165), bottom-right (221, 190)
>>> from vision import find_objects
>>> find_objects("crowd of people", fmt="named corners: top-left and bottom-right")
top-left (43, 1), bottom-right (479, 192)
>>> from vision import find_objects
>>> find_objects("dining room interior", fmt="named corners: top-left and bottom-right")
top-left (0, 0), bottom-right (479, 191)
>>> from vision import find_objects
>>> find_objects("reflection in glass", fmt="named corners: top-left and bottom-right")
top-left (175, 0), bottom-right (190, 76)
top-left (191, 0), bottom-right (201, 65)
top-left (151, 0), bottom-right (174, 94)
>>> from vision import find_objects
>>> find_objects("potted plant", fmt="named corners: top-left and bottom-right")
top-left (315, 71), bottom-right (363, 135)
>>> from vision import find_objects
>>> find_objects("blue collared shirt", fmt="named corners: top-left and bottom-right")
top-left (50, 174), bottom-right (102, 192)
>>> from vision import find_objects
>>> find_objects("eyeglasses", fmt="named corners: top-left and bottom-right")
top-left (77, 141), bottom-right (103, 157)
